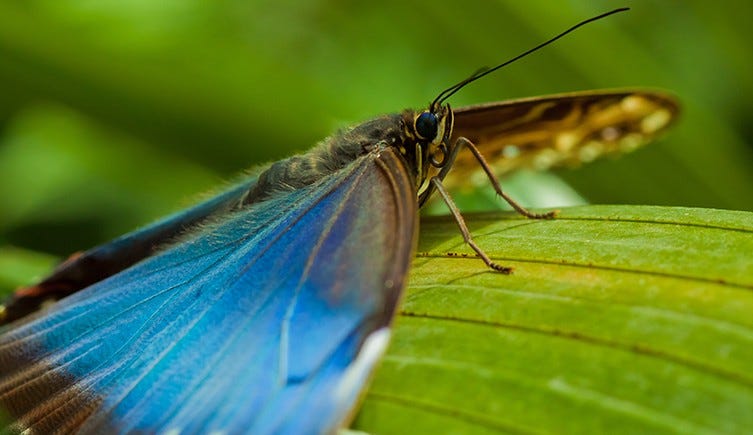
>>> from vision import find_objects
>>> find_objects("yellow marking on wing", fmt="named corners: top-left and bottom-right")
top-left (443, 90), bottom-right (679, 190)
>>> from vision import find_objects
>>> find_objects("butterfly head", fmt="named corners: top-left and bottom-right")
top-left (400, 103), bottom-right (454, 186)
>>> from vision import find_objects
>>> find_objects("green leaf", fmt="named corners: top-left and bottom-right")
top-left (354, 205), bottom-right (753, 434)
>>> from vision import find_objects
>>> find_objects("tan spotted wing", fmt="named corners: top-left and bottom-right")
top-left (445, 90), bottom-right (679, 187)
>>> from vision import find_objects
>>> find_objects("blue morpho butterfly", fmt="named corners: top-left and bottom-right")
top-left (0, 9), bottom-right (678, 434)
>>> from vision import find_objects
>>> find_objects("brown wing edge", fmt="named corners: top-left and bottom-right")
top-left (447, 89), bottom-right (680, 183)
top-left (337, 147), bottom-right (419, 431)
top-left (372, 147), bottom-right (419, 324)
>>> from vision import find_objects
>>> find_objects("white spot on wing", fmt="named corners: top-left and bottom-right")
top-left (555, 132), bottom-right (578, 152)
top-left (501, 144), bottom-right (520, 159)
top-left (619, 133), bottom-right (643, 153)
top-left (600, 126), bottom-right (620, 142)
top-left (621, 95), bottom-right (644, 113)
top-left (533, 149), bottom-right (559, 170)
top-left (334, 328), bottom-right (391, 404)
top-left (641, 109), bottom-right (671, 134)
top-left (578, 141), bottom-right (603, 162)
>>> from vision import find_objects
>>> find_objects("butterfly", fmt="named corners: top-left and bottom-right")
top-left (0, 9), bottom-right (677, 434)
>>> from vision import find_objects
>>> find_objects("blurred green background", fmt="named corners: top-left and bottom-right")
top-left (0, 0), bottom-right (752, 289)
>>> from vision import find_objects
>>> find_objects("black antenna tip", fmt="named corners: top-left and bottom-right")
top-left (602, 7), bottom-right (630, 16)
top-left (431, 7), bottom-right (632, 108)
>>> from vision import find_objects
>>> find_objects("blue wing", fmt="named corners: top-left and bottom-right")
top-left (0, 148), bottom-right (416, 434)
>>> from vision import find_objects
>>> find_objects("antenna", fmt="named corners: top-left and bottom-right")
top-left (431, 7), bottom-right (630, 109)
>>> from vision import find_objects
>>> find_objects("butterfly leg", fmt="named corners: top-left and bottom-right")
top-left (429, 176), bottom-right (512, 274)
top-left (455, 137), bottom-right (557, 219)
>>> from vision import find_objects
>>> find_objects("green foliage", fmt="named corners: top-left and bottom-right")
top-left (356, 205), bottom-right (753, 434)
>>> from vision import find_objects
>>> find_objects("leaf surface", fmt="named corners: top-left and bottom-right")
top-left (355, 205), bottom-right (753, 434)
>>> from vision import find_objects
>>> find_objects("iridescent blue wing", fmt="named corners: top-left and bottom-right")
top-left (0, 176), bottom-right (258, 324)
top-left (0, 147), bottom-right (416, 434)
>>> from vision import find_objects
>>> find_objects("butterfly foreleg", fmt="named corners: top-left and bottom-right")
top-left (428, 176), bottom-right (512, 274)
top-left (454, 136), bottom-right (557, 219)
top-left (421, 134), bottom-right (562, 273)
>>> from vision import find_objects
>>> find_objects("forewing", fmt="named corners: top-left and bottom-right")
top-left (0, 148), bottom-right (417, 434)
top-left (446, 90), bottom-right (679, 186)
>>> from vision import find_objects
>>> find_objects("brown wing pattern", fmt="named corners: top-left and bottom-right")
top-left (446, 90), bottom-right (679, 187)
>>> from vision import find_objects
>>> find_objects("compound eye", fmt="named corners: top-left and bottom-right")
top-left (415, 112), bottom-right (438, 141)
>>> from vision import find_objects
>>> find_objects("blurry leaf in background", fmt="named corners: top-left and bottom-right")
top-left (0, 103), bottom-right (217, 255)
